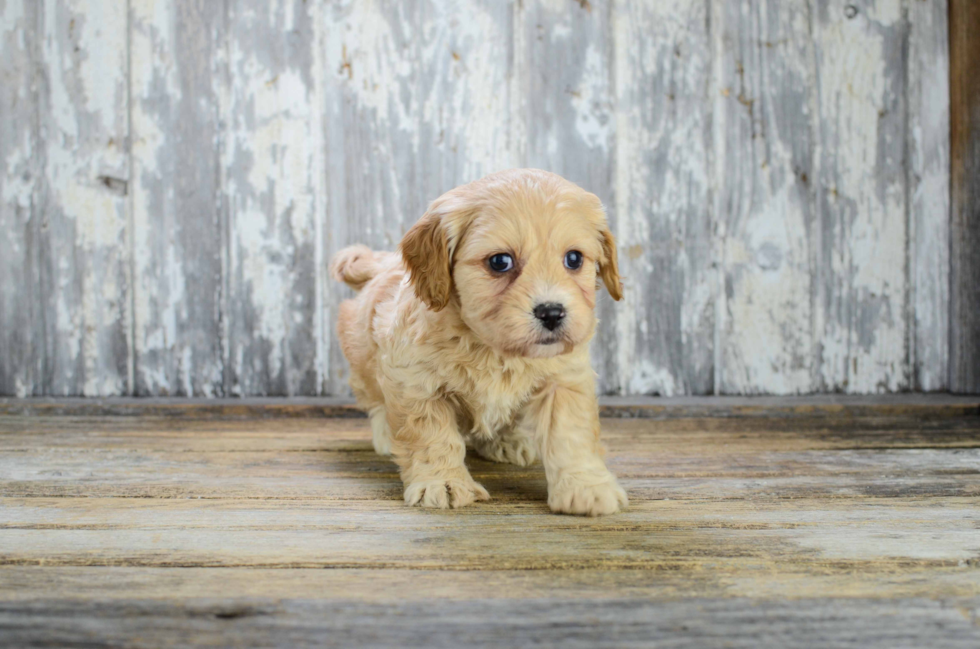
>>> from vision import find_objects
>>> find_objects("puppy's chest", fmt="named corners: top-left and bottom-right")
top-left (455, 367), bottom-right (541, 440)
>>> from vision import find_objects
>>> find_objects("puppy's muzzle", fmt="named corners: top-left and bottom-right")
top-left (534, 302), bottom-right (566, 332)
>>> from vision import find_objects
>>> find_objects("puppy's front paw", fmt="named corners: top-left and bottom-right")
top-left (548, 473), bottom-right (628, 516)
top-left (471, 435), bottom-right (537, 467)
top-left (404, 475), bottom-right (491, 509)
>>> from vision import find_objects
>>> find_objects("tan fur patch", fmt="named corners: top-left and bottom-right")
top-left (330, 169), bottom-right (628, 516)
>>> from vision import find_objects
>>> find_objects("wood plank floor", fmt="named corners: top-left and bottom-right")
top-left (1, 399), bottom-right (979, 647)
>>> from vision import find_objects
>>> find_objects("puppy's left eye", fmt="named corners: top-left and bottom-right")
top-left (564, 250), bottom-right (584, 270)
top-left (488, 253), bottom-right (515, 273)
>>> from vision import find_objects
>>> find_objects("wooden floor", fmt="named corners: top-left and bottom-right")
top-left (1, 398), bottom-right (979, 648)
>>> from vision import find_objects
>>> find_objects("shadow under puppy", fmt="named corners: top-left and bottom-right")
top-left (330, 169), bottom-right (628, 516)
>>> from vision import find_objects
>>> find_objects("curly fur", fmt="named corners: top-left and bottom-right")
top-left (331, 169), bottom-right (628, 516)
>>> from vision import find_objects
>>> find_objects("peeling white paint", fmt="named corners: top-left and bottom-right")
top-left (722, 179), bottom-right (813, 393)
top-left (130, 0), bottom-right (175, 395)
top-left (2, 0), bottom-right (25, 28)
top-left (37, 0), bottom-right (129, 396)
top-left (130, 0), bottom-right (182, 104)
top-left (614, 0), bottom-right (713, 395)
top-left (312, 1), bottom-right (328, 396)
top-left (13, 377), bottom-right (28, 399)
top-left (908, 0), bottom-right (950, 392)
top-left (221, 0), bottom-right (322, 396)
top-left (628, 360), bottom-right (678, 397)
top-left (815, 0), bottom-right (908, 393)
top-left (569, 44), bottom-right (612, 152)
top-left (865, 0), bottom-right (902, 25)
top-left (0, 0), bottom-right (953, 397)
top-left (324, 2), bottom-right (418, 147)
top-left (418, 1), bottom-right (516, 182)
top-left (129, 0), bottom-right (227, 396)
top-left (1, 134), bottom-right (33, 207)
top-left (713, 0), bottom-right (815, 395)
top-left (550, 22), bottom-right (571, 42)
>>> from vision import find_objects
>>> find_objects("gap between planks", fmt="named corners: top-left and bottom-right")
top-left (0, 395), bottom-right (978, 419)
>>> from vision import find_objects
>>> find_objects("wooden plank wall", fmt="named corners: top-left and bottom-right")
top-left (0, 1), bottom-right (39, 397)
top-left (949, 0), bottom-right (980, 394)
top-left (129, 0), bottom-right (226, 397)
top-left (0, 0), bottom-right (957, 397)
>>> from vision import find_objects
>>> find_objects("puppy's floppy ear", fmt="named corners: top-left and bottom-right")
top-left (401, 191), bottom-right (478, 311)
top-left (598, 226), bottom-right (623, 301)
top-left (400, 210), bottom-right (453, 311)
top-left (583, 190), bottom-right (623, 301)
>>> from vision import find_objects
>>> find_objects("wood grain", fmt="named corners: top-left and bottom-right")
top-left (949, 0), bottom-right (980, 394)
top-left (1, 409), bottom-right (979, 646)
top-left (130, 0), bottom-right (226, 396)
top-left (4, 566), bottom-right (979, 604)
top-left (0, 1), bottom-right (40, 397)
top-left (812, 0), bottom-right (909, 393)
top-left (36, 0), bottom-right (131, 396)
top-left (223, 0), bottom-right (320, 396)
top-left (1, 595), bottom-right (976, 649)
top-left (3, 497), bottom-right (979, 569)
top-left (2, 415), bottom-right (978, 503)
top-left (713, 0), bottom-right (814, 394)
top-left (908, 0), bottom-right (950, 391)
top-left (320, 0), bottom-right (420, 395)
top-left (0, 1), bottom-right (960, 396)
top-left (2, 415), bottom-right (979, 565)
top-left (613, 0), bottom-right (714, 396)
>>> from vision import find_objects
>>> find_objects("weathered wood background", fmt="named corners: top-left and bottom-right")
top-left (949, 0), bottom-right (980, 394)
top-left (0, 0), bottom-right (955, 397)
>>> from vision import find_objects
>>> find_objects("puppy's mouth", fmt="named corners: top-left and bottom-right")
top-left (536, 336), bottom-right (563, 346)
top-left (524, 332), bottom-right (575, 358)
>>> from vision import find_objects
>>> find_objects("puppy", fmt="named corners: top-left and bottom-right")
top-left (330, 169), bottom-right (627, 516)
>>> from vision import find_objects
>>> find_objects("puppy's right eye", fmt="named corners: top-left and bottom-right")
top-left (488, 253), bottom-right (514, 273)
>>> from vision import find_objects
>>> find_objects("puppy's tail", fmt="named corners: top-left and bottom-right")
top-left (330, 245), bottom-right (382, 291)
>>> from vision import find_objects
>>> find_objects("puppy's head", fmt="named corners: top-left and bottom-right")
top-left (400, 169), bottom-right (622, 358)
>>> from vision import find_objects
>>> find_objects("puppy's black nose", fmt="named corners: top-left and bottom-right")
top-left (534, 303), bottom-right (565, 331)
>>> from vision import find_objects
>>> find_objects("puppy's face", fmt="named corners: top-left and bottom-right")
top-left (452, 197), bottom-right (609, 358)
top-left (400, 170), bottom-right (622, 359)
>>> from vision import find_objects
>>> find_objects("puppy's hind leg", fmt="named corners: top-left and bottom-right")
top-left (369, 407), bottom-right (393, 456)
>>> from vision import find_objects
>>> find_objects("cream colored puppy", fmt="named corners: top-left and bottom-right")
top-left (330, 169), bottom-right (627, 516)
